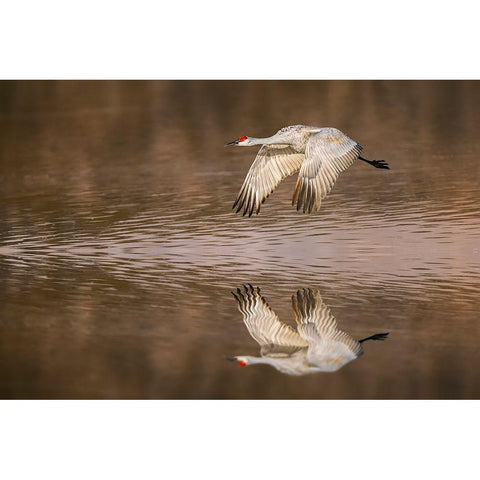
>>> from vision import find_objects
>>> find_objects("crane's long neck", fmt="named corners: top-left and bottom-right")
top-left (248, 134), bottom-right (285, 146)
top-left (243, 355), bottom-right (269, 365)
top-left (241, 355), bottom-right (284, 367)
top-left (246, 356), bottom-right (295, 368)
top-left (245, 355), bottom-right (309, 375)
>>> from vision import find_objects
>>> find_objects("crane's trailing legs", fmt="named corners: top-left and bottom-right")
top-left (358, 333), bottom-right (389, 344)
top-left (359, 156), bottom-right (390, 169)
top-left (227, 125), bottom-right (390, 215)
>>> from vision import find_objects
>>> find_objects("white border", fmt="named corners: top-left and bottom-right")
top-left (1, 1), bottom-right (479, 79)
top-left (1, 2), bottom-right (478, 479)
top-left (0, 401), bottom-right (478, 479)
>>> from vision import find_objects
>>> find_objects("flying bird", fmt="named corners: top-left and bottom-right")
top-left (226, 125), bottom-right (389, 216)
top-left (229, 285), bottom-right (389, 375)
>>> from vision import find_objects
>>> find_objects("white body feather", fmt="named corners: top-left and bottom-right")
top-left (231, 125), bottom-right (364, 216)
top-left (231, 286), bottom-right (365, 375)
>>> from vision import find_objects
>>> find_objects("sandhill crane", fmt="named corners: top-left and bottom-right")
top-left (229, 285), bottom-right (388, 375)
top-left (226, 125), bottom-right (389, 216)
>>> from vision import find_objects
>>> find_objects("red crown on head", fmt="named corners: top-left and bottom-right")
top-left (237, 360), bottom-right (246, 367)
top-left (238, 136), bottom-right (248, 142)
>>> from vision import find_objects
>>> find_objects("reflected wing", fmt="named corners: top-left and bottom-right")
top-left (260, 344), bottom-right (306, 358)
top-left (233, 145), bottom-right (305, 217)
top-left (292, 288), bottom-right (362, 356)
top-left (232, 285), bottom-right (308, 351)
top-left (292, 129), bottom-right (362, 213)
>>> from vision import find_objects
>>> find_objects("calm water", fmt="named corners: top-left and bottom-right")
top-left (0, 80), bottom-right (479, 399)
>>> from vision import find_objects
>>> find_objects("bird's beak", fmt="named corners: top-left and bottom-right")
top-left (226, 357), bottom-right (237, 362)
top-left (224, 140), bottom-right (238, 147)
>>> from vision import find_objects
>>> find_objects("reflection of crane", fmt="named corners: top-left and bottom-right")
top-left (229, 285), bottom-right (388, 375)
top-left (226, 125), bottom-right (389, 216)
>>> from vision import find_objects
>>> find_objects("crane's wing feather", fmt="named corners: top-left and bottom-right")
top-left (233, 145), bottom-right (305, 217)
top-left (292, 129), bottom-right (362, 213)
top-left (232, 285), bottom-right (308, 350)
top-left (292, 288), bottom-right (362, 356)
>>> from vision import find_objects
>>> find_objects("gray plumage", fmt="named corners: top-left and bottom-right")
top-left (226, 125), bottom-right (388, 216)
top-left (230, 285), bottom-right (389, 375)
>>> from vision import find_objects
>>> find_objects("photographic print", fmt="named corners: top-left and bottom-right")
top-left (0, 80), bottom-right (479, 399)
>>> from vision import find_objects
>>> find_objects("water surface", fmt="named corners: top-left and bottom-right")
top-left (0, 81), bottom-right (479, 398)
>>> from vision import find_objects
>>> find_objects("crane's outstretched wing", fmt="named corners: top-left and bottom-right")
top-left (292, 129), bottom-right (362, 213)
top-left (233, 145), bottom-right (305, 217)
top-left (292, 288), bottom-right (362, 357)
top-left (232, 285), bottom-right (308, 355)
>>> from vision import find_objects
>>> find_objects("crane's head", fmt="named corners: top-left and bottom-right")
top-left (225, 135), bottom-right (251, 146)
top-left (227, 356), bottom-right (249, 367)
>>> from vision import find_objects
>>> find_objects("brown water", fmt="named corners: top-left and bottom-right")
top-left (0, 80), bottom-right (479, 399)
